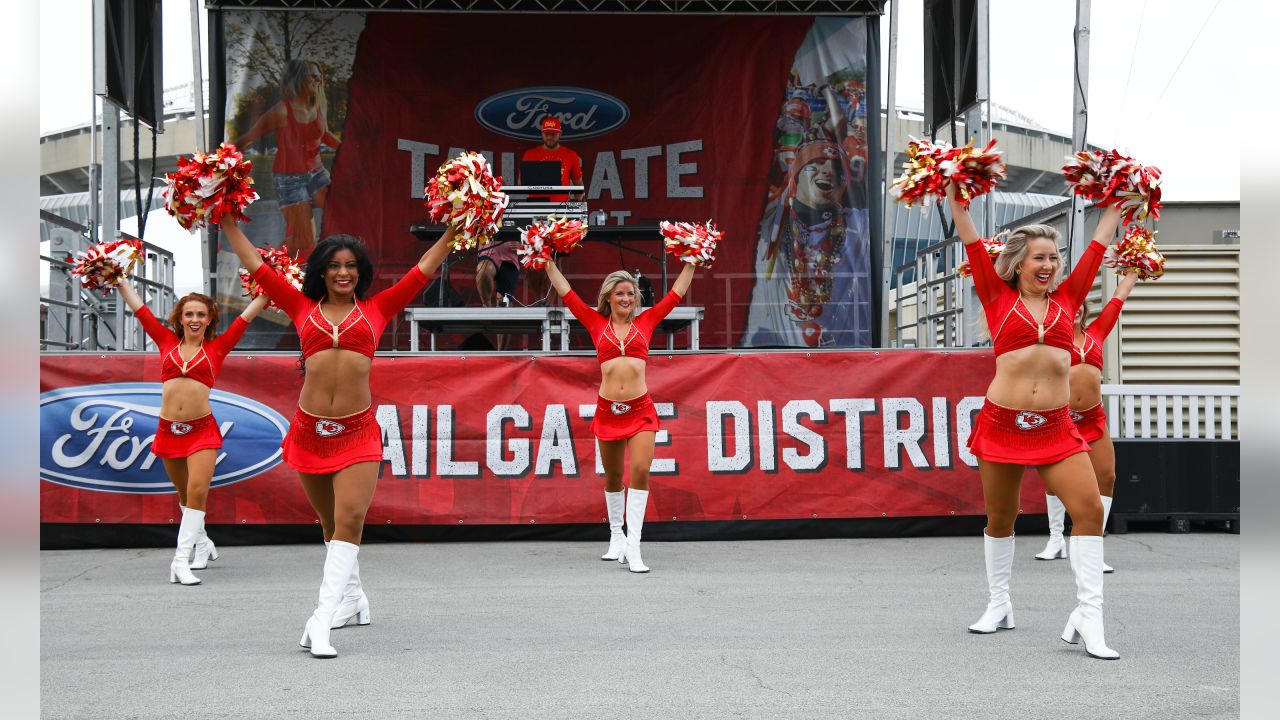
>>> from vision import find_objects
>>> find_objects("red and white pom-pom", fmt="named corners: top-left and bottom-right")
top-left (659, 220), bottom-right (721, 267)
top-left (1108, 162), bottom-right (1163, 225)
top-left (889, 137), bottom-right (952, 211)
top-left (1062, 149), bottom-right (1126, 201)
top-left (424, 151), bottom-right (509, 252)
top-left (517, 216), bottom-right (588, 269)
top-left (163, 143), bottom-right (259, 231)
top-left (1062, 149), bottom-right (1162, 224)
top-left (940, 139), bottom-right (1007, 209)
top-left (956, 232), bottom-right (1007, 279)
top-left (238, 245), bottom-right (304, 307)
top-left (70, 238), bottom-right (144, 291)
top-left (1104, 226), bottom-right (1165, 280)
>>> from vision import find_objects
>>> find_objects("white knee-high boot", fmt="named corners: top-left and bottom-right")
top-left (191, 521), bottom-right (219, 569)
top-left (328, 541), bottom-right (370, 629)
top-left (620, 489), bottom-right (649, 573)
top-left (1061, 535), bottom-right (1119, 659)
top-left (601, 491), bottom-right (626, 561)
top-left (1099, 496), bottom-right (1115, 573)
top-left (170, 507), bottom-right (203, 586)
top-left (1035, 494), bottom-right (1068, 560)
top-left (299, 540), bottom-right (359, 658)
top-left (968, 533), bottom-right (1015, 633)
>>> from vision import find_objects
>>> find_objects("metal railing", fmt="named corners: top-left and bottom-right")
top-left (1102, 384), bottom-right (1239, 441)
top-left (40, 210), bottom-right (177, 352)
top-left (892, 235), bottom-right (970, 348)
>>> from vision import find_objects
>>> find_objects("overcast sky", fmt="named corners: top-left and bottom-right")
top-left (38, 0), bottom-right (1237, 292)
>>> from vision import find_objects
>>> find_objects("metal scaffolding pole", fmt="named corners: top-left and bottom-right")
top-left (879, 0), bottom-right (899, 348)
top-left (1069, 0), bottom-right (1091, 264)
top-left (190, 0), bottom-right (212, 296)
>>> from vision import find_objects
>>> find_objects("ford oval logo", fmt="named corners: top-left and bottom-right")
top-left (40, 383), bottom-right (288, 494)
top-left (475, 86), bottom-right (630, 141)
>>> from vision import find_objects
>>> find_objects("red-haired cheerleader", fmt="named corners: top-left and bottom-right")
top-left (115, 280), bottom-right (269, 585)
top-left (543, 259), bottom-right (697, 572)
top-left (1037, 271), bottom-right (1139, 570)
top-left (220, 216), bottom-right (453, 658)
top-left (947, 183), bottom-right (1123, 659)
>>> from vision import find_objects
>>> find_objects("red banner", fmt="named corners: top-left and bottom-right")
top-left (40, 351), bottom-right (1053, 526)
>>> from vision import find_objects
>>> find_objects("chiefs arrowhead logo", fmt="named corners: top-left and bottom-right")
top-left (610, 402), bottom-right (632, 415)
top-left (1069, 411), bottom-right (1084, 422)
top-left (170, 422), bottom-right (193, 436)
top-left (315, 419), bottom-right (346, 437)
top-left (1014, 412), bottom-right (1048, 430)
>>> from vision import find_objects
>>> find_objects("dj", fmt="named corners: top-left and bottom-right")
top-left (521, 116), bottom-right (584, 202)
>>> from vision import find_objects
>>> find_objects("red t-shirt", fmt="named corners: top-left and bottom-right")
top-left (521, 145), bottom-right (583, 202)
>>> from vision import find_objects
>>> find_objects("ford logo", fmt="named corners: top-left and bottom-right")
top-left (475, 86), bottom-right (630, 141)
top-left (40, 383), bottom-right (288, 494)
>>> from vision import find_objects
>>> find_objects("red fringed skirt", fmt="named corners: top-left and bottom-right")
top-left (591, 393), bottom-right (660, 441)
top-left (282, 406), bottom-right (383, 474)
top-left (151, 413), bottom-right (223, 459)
top-left (967, 399), bottom-right (1090, 466)
top-left (1070, 402), bottom-right (1108, 444)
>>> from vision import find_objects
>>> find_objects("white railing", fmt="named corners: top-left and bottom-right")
top-left (1102, 384), bottom-right (1239, 440)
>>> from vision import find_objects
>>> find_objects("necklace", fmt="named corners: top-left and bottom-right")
top-left (781, 210), bottom-right (847, 322)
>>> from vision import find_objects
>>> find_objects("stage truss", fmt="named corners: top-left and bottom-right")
top-left (205, 0), bottom-right (885, 15)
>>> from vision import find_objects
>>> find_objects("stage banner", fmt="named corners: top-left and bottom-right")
top-left (40, 351), bottom-right (1051, 526)
top-left (220, 11), bottom-right (876, 350)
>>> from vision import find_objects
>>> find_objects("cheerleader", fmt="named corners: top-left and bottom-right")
top-left (220, 216), bottom-right (452, 657)
top-left (543, 258), bottom-right (697, 572)
top-left (115, 280), bottom-right (269, 585)
top-left (948, 183), bottom-right (1123, 659)
top-left (1038, 271), bottom-right (1139, 570)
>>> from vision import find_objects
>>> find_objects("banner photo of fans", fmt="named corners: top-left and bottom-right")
top-left (220, 11), bottom-right (878, 350)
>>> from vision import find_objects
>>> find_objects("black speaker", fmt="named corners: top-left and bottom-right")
top-left (94, 0), bottom-right (163, 129)
top-left (1111, 440), bottom-right (1240, 519)
top-left (924, 0), bottom-right (980, 131)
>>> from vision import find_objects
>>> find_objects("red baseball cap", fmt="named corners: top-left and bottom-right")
top-left (540, 117), bottom-right (563, 134)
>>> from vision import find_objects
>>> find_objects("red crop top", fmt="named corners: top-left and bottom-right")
top-left (250, 262), bottom-right (430, 358)
top-left (1072, 297), bottom-right (1123, 370)
top-left (563, 289), bottom-right (684, 364)
top-left (135, 306), bottom-right (249, 388)
top-left (966, 238), bottom-right (1106, 357)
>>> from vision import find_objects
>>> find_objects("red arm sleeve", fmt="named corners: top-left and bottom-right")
top-left (208, 316), bottom-right (251, 358)
top-left (133, 306), bottom-right (176, 350)
top-left (562, 290), bottom-right (606, 334)
top-left (636, 290), bottom-right (684, 335)
top-left (369, 265), bottom-right (431, 321)
top-left (1056, 240), bottom-right (1107, 310)
top-left (1086, 297), bottom-right (1124, 344)
top-left (250, 264), bottom-right (309, 324)
top-left (964, 240), bottom-right (1006, 308)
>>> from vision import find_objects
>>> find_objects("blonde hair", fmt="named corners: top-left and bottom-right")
top-left (596, 270), bottom-right (639, 319)
top-left (281, 59), bottom-right (324, 104)
top-left (993, 224), bottom-right (1064, 290)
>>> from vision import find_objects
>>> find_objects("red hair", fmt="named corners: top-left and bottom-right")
top-left (166, 293), bottom-right (220, 340)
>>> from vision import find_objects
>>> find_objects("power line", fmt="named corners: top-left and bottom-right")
top-left (1137, 0), bottom-right (1225, 134)
top-left (1116, 0), bottom-right (1149, 134)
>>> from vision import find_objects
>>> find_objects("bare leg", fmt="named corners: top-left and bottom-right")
top-left (599, 439), bottom-right (626, 493)
top-left (626, 432), bottom-right (657, 492)
top-left (475, 260), bottom-right (507, 349)
top-left (330, 462), bottom-right (380, 545)
top-left (283, 201), bottom-right (317, 258)
top-left (162, 458), bottom-right (189, 507)
top-left (978, 460), bottom-right (1025, 537)
top-left (1040, 453), bottom-right (1103, 536)
top-left (298, 472), bottom-right (338, 542)
top-left (182, 449), bottom-right (217, 511)
top-left (1088, 435), bottom-right (1117, 497)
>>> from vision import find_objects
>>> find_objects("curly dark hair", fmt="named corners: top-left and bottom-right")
top-left (167, 293), bottom-right (220, 340)
top-left (301, 234), bottom-right (374, 301)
